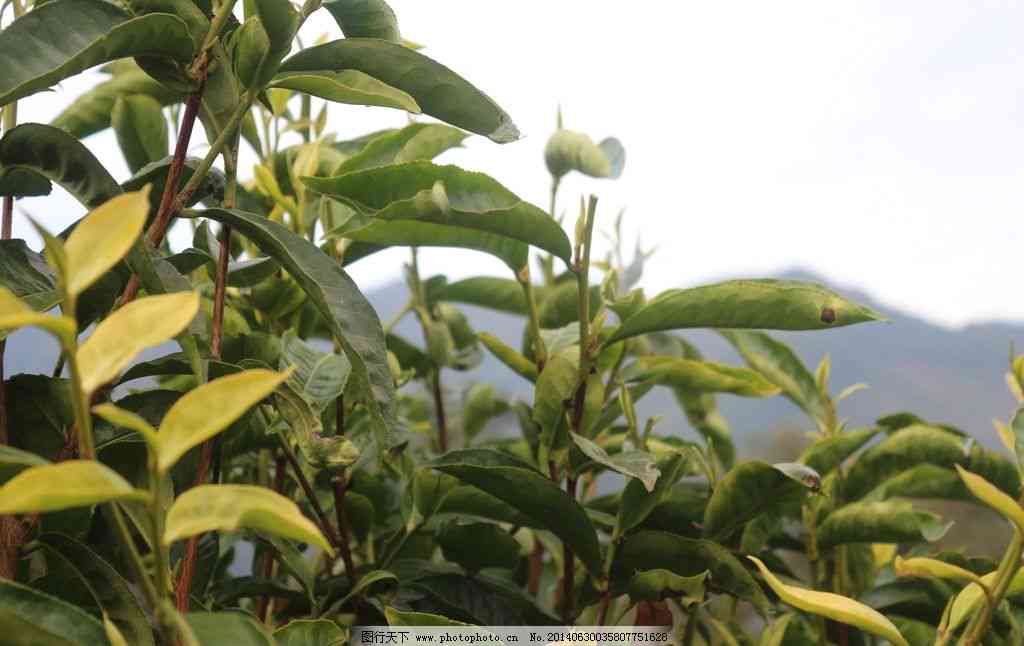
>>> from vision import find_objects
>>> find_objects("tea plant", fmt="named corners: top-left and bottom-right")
top-left (0, 1), bottom-right (1019, 644)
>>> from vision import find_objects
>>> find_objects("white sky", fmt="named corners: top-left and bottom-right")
top-left (10, 1), bottom-right (1024, 328)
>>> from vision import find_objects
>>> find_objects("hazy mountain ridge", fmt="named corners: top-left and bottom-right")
top-left (380, 269), bottom-right (1022, 455)
top-left (6, 269), bottom-right (1019, 456)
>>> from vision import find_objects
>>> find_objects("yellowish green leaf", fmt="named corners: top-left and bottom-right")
top-left (156, 369), bottom-right (291, 472)
top-left (0, 460), bottom-right (146, 513)
top-left (103, 614), bottom-right (130, 646)
top-left (955, 465), bottom-right (1024, 532)
top-left (64, 188), bottom-right (150, 297)
top-left (76, 291), bottom-right (199, 394)
top-left (164, 484), bottom-right (333, 555)
top-left (0, 286), bottom-right (75, 339)
top-left (894, 556), bottom-right (983, 585)
top-left (747, 556), bottom-right (908, 646)
top-left (946, 567), bottom-right (1024, 632)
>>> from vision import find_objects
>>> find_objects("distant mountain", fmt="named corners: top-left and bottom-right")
top-left (6, 269), bottom-right (1020, 459)
top-left (375, 269), bottom-right (1023, 458)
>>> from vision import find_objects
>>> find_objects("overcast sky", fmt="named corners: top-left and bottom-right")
top-left (10, 1), bottom-right (1024, 328)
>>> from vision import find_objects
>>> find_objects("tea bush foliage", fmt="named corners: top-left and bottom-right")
top-left (0, 1), bottom-right (1019, 644)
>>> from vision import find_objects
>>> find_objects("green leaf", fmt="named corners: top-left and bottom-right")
top-left (843, 425), bottom-right (966, 500)
top-left (0, 124), bottom-right (122, 209)
top-left (0, 169), bottom-right (51, 199)
top-left (816, 501), bottom-right (951, 549)
top-left (720, 330), bottom-right (832, 429)
top-left (396, 569), bottom-right (558, 625)
top-left (111, 95), bottom-right (168, 173)
top-left (38, 533), bottom-right (153, 646)
top-left (440, 276), bottom-right (535, 316)
top-left (165, 484), bottom-right (334, 554)
top-left (156, 369), bottom-right (291, 472)
top-left (571, 432), bottom-right (660, 491)
top-left (51, 65), bottom-right (180, 139)
top-left (3, 375), bottom-right (74, 460)
top-left (77, 291), bottom-right (200, 394)
top-left (537, 281), bottom-right (601, 329)
top-left (862, 464), bottom-right (963, 502)
top-left (281, 331), bottom-right (350, 409)
top-left (311, 162), bottom-right (570, 270)
top-left (332, 569), bottom-right (398, 609)
top-left (250, 0), bottom-right (299, 86)
top-left (281, 39), bottom-right (518, 142)
top-left (185, 611), bottom-right (274, 646)
top-left (428, 449), bottom-right (601, 574)
top-left (627, 356), bottom-right (781, 397)
top-left (438, 522), bottom-right (520, 573)
top-left (462, 383), bottom-right (509, 442)
top-left (274, 619), bottom-right (345, 646)
top-left (0, 460), bottom-right (146, 513)
top-left (322, 0), bottom-right (400, 41)
top-left (544, 129), bottom-right (625, 179)
top-left (477, 332), bottom-right (537, 382)
top-left (123, 157), bottom-right (226, 210)
top-left (628, 569), bottom-right (706, 603)
top-left (274, 382), bottom-right (359, 472)
top-left (271, 70), bottom-right (419, 112)
top-left (615, 452), bottom-right (689, 538)
top-left (0, 579), bottom-right (110, 645)
top-left (336, 123), bottom-right (468, 175)
top-left (384, 607), bottom-right (471, 627)
top-left (748, 556), bottom-right (908, 646)
top-left (608, 279), bottom-right (885, 344)
top-left (612, 530), bottom-right (769, 615)
top-left (702, 461), bottom-right (811, 539)
top-left (759, 614), bottom-right (796, 646)
top-left (196, 208), bottom-right (396, 449)
top-left (799, 427), bottom-right (880, 475)
top-left (64, 189), bottom-right (149, 298)
top-left (0, 0), bottom-right (194, 106)
top-left (532, 347), bottom-right (577, 457)
top-left (227, 257), bottom-right (279, 288)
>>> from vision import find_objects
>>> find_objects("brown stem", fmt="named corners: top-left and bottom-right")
top-left (1, 195), bottom-right (11, 240)
top-left (0, 189), bottom-right (23, 578)
top-left (174, 441), bottom-right (215, 611)
top-left (562, 476), bottom-right (577, 624)
top-left (257, 453), bottom-right (287, 623)
top-left (431, 371), bottom-right (448, 453)
top-left (120, 85), bottom-right (205, 305)
top-left (0, 196), bottom-right (17, 580)
top-left (596, 590), bottom-right (612, 626)
top-left (278, 436), bottom-right (341, 547)
top-left (332, 476), bottom-right (358, 583)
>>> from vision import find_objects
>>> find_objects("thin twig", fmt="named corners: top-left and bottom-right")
top-left (257, 453), bottom-right (287, 623)
top-left (332, 476), bottom-right (358, 582)
top-left (278, 434), bottom-right (341, 547)
top-left (562, 475), bottom-right (577, 623)
top-left (431, 371), bottom-right (448, 453)
top-left (120, 86), bottom-right (205, 305)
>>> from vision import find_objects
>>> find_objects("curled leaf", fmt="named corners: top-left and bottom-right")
top-left (748, 556), bottom-right (908, 646)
